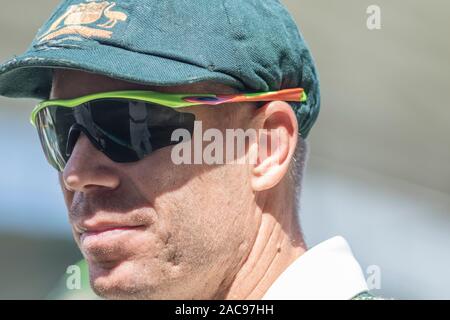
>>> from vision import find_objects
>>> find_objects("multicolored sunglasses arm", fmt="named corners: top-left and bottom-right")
top-left (182, 88), bottom-right (306, 105)
top-left (30, 88), bottom-right (306, 126)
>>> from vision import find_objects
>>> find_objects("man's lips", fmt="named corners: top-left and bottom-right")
top-left (76, 222), bottom-right (146, 247)
top-left (82, 226), bottom-right (142, 236)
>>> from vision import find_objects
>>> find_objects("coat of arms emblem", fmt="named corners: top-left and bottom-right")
top-left (38, 0), bottom-right (128, 42)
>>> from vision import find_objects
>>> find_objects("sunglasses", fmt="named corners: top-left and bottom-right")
top-left (30, 88), bottom-right (306, 171)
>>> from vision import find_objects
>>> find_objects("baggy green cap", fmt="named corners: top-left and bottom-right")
top-left (0, 0), bottom-right (320, 138)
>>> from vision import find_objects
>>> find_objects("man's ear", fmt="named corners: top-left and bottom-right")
top-left (249, 101), bottom-right (298, 191)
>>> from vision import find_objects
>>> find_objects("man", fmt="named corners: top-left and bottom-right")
top-left (0, 0), bottom-right (374, 299)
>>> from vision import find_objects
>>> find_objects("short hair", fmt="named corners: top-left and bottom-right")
top-left (288, 135), bottom-right (309, 225)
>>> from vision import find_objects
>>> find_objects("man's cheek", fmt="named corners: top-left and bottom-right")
top-left (131, 151), bottom-right (180, 192)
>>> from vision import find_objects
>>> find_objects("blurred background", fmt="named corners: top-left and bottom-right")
top-left (0, 0), bottom-right (449, 299)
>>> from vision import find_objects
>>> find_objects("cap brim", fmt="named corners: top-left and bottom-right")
top-left (0, 44), bottom-right (244, 100)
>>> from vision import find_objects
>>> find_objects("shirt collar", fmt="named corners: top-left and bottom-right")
top-left (262, 236), bottom-right (368, 300)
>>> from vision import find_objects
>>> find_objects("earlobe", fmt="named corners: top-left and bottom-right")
top-left (249, 101), bottom-right (298, 192)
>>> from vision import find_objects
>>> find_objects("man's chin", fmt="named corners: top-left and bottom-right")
top-left (87, 259), bottom-right (150, 299)
top-left (87, 259), bottom-right (190, 299)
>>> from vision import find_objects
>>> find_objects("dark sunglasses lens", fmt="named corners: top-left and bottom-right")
top-left (35, 99), bottom-right (195, 170)
top-left (82, 99), bottom-right (195, 162)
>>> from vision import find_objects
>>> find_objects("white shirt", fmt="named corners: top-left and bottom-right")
top-left (262, 236), bottom-right (368, 300)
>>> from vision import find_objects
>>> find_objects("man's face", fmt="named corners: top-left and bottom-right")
top-left (52, 70), bottom-right (260, 299)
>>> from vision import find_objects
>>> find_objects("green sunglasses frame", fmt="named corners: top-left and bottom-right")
top-left (30, 88), bottom-right (306, 126)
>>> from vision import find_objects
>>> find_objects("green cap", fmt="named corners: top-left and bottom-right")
top-left (0, 0), bottom-right (320, 138)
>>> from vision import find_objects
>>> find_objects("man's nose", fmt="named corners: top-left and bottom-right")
top-left (62, 132), bottom-right (120, 193)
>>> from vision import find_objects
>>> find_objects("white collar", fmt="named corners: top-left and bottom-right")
top-left (262, 236), bottom-right (368, 300)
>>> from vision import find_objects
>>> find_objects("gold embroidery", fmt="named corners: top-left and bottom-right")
top-left (38, 0), bottom-right (127, 42)
top-left (40, 26), bottom-right (113, 42)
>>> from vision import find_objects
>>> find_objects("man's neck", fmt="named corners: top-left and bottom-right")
top-left (223, 183), bottom-right (307, 299)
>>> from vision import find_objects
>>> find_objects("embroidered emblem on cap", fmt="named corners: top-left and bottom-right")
top-left (38, 0), bottom-right (127, 43)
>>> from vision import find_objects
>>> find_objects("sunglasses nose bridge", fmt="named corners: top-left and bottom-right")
top-left (66, 124), bottom-right (81, 157)
top-left (66, 123), bottom-right (105, 159)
